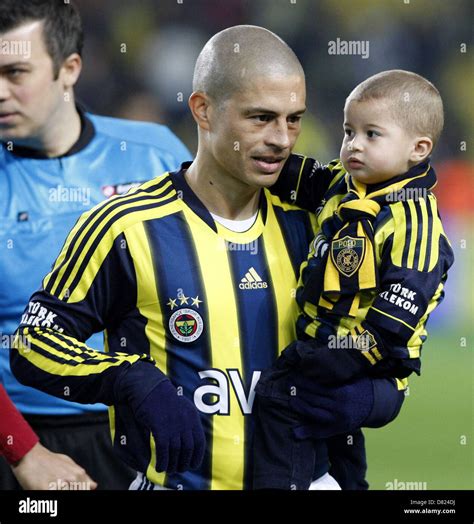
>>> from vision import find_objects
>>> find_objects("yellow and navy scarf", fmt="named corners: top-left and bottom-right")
top-left (300, 160), bottom-right (437, 318)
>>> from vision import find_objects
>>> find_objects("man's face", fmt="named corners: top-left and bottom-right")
top-left (206, 74), bottom-right (306, 189)
top-left (0, 21), bottom-right (65, 143)
top-left (340, 99), bottom-right (418, 184)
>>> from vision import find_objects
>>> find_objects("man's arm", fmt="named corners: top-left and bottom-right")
top-left (271, 155), bottom-right (344, 211)
top-left (11, 196), bottom-right (205, 474)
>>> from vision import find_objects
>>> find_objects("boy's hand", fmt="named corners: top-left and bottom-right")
top-left (289, 376), bottom-right (374, 439)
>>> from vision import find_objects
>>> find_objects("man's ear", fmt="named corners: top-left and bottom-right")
top-left (188, 91), bottom-right (212, 131)
top-left (410, 136), bottom-right (433, 163)
top-left (59, 53), bottom-right (82, 89)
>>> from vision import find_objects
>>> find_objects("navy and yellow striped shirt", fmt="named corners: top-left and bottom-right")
top-left (11, 163), bottom-right (315, 489)
top-left (272, 156), bottom-right (454, 384)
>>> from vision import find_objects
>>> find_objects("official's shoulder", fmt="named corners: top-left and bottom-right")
top-left (87, 113), bottom-right (191, 157)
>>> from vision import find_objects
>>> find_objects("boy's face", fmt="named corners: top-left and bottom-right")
top-left (340, 98), bottom-right (419, 185)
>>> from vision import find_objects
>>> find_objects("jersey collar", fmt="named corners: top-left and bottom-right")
top-left (170, 162), bottom-right (268, 234)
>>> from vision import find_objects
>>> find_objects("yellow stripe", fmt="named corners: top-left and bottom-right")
top-left (45, 175), bottom-right (169, 291)
top-left (185, 208), bottom-right (244, 491)
top-left (104, 331), bottom-right (116, 445)
top-left (18, 328), bottom-right (141, 376)
top-left (263, 203), bottom-right (300, 355)
top-left (294, 156), bottom-right (307, 199)
top-left (395, 378), bottom-right (408, 390)
top-left (356, 222), bottom-right (377, 289)
top-left (318, 295), bottom-right (334, 311)
top-left (406, 282), bottom-right (445, 358)
top-left (390, 202), bottom-right (407, 267)
top-left (370, 306), bottom-right (416, 331)
top-left (428, 196), bottom-right (441, 271)
top-left (65, 199), bottom-right (182, 303)
top-left (417, 199), bottom-right (429, 271)
top-left (51, 180), bottom-right (174, 298)
top-left (125, 223), bottom-right (166, 486)
top-left (371, 346), bottom-right (383, 361)
top-left (406, 200), bottom-right (418, 269)
top-left (361, 351), bottom-right (376, 365)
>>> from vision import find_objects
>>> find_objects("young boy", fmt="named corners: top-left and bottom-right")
top-left (253, 70), bottom-right (454, 490)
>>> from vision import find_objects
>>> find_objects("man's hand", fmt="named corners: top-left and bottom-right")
top-left (132, 379), bottom-right (206, 473)
top-left (11, 442), bottom-right (97, 490)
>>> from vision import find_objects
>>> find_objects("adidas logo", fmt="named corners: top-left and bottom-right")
top-left (239, 267), bottom-right (268, 290)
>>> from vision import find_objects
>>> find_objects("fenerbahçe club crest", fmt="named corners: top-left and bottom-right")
top-left (169, 308), bottom-right (203, 343)
top-left (167, 293), bottom-right (204, 343)
top-left (331, 235), bottom-right (365, 278)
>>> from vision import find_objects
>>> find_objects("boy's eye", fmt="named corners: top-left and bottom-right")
top-left (344, 128), bottom-right (353, 137)
top-left (367, 130), bottom-right (380, 138)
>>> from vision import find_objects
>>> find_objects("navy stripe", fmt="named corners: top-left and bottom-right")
top-left (47, 182), bottom-right (174, 295)
top-left (60, 194), bottom-right (175, 299)
top-left (401, 201), bottom-right (412, 268)
top-left (423, 197), bottom-right (434, 272)
top-left (273, 207), bottom-right (313, 280)
top-left (144, 213), bottom-right (212, 490)
top-left (227, 236), bottom-right (279, 489)
top-left (413, 201), bottom-right (424, 270)
top-left (170, 169), bottom-right (217, 232)
top-left (28, 331), bottom-right (124, 366)
top-left (46, 178), bottom-right (171, 294)
top-left (25, 337), bottom-right (88, 368)
top-left (138, 475), bottom-right (146, 491)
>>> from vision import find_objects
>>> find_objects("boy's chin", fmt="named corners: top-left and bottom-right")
top-left (349, 169), bottom-right (394, 185)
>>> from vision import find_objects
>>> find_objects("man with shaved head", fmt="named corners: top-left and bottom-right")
top-left (10, 25), bottom-right (390, 490)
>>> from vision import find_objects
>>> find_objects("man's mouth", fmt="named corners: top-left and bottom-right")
top-left (0, 112), bottom-right (19, 124)
top-left (252, 155), bottom-right (286, 174)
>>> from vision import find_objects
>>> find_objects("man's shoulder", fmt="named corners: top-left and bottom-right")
top-left (80, 172), bottom-right (181, 239)
top-left (87, 113), bottom-right (190, 155)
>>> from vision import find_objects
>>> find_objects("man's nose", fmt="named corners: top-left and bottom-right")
top-left (0, 77), bottom-right (11, 102)
top-left (266, 119), bottom-right (291, 150)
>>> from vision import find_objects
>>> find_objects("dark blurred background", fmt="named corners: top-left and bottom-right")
top-left (74, 0), bottom-right (473, 489)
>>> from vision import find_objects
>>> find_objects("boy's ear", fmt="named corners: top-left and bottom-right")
top-left (410, 137), bottom-right (433, 163)
top-left (188, 91), bottom-right (212, 131)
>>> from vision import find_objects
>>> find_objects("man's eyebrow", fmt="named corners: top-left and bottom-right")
top-left (0, 61), bottom-right (31, 69)
top-left (244, 107), bottom-right (306, 116)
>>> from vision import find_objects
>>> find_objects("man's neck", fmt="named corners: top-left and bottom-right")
top-left (184, 155), bottom-right (261, 221)
top-left (15, 97), bottom-right (82, 158)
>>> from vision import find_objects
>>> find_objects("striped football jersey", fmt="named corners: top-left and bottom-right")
top-left (11, 163), bottom-right (316, 489)
top-left (271, 156), bottom-right (454, 384)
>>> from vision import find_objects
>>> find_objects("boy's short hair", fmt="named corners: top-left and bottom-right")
top-left (346, 70), bottom-right (444, 147)
top-left (0, 0), bottom-right (83, 78)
